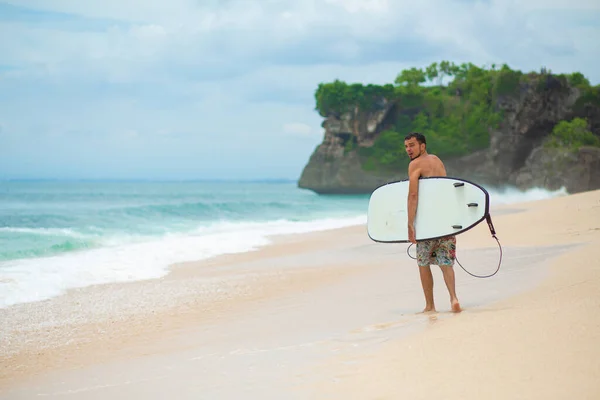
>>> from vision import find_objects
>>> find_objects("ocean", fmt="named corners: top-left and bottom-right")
top-left (0, 180), bottom-right (567, 308)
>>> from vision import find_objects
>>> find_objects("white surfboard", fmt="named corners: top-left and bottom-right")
top-left (367, 177), bottom-right (490, 243)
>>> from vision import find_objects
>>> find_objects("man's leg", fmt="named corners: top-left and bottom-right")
top-left (440, 265), bottom-right (461, 312)
top-left (436, 236), bottom-right (461, 312)
top-left (416, 240), bottom-right (436, 312)
top-left (419, 265), bottom-right (436, 312)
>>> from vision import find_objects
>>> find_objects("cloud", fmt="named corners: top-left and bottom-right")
top-left (3, 0), bottom-right (599, 83)
top-left (283, 122), bottom-right (319, 137)
top-left (0, 0), bottom-right (599, 180)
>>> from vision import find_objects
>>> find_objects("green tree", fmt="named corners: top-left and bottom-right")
top-left (360, 130), bottom-right (409, 170)
top-left (546, 118), bottom-right (600, 150)
top-left (314, 80), bottom-right (397, 116)
top-left (438, 60), bottom-right (454, 83)
top-left (567, 72), bottom-right (590, 88)
top-left (425, 62), bottom-right (439, 83)
top-left (394, 67), bottom-right (426, 94)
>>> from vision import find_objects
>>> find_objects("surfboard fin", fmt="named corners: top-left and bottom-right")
top-left (453, 182), bottom-right (464, 187)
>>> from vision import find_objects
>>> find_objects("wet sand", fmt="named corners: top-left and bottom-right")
top-left (1, 190), bottom-right (599, 399)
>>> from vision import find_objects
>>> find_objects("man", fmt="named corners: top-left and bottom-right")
top-left (404, 132), bottom-right (461, 313)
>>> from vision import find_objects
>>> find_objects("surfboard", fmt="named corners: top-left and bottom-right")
top-left (367, 177), bottom-right (490, 243)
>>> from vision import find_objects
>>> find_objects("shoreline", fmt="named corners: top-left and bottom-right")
top-left (1, 190), bottom-right (598, 398)
top-left (0, 184), bottom-right (566, 311)
top-left (0, 215), bottom-right (368, 310)
top-left (0, 187), bottom-right (566, 311)
top-left (0, 224), bottom-right (374, 388)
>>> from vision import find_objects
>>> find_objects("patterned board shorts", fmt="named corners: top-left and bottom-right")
top-left (416, 235), bottom-right (457, 267)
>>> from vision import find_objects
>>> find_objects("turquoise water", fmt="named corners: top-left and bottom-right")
top-left (0, 181), bottom-right (370, 262)
top-left (0, 180), bottom-right (567, 308)
top-left (0, 180), bottom-right (370, 307)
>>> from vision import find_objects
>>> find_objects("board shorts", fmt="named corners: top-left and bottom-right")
top-left (416, 236), bottom-right (457, 267)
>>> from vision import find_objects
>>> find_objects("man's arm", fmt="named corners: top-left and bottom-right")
top-left (407, 162), bottom-right (420, 242)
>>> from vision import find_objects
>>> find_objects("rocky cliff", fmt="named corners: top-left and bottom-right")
top-left (298, 69), bottom-right (600, 194)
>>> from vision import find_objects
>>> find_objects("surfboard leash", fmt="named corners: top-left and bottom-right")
top-left (406, 213), bottom-right (503, 279)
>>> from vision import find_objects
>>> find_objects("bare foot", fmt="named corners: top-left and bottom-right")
top-left (451, 299), bottom-right (462, 313)
top-left (421, 306), bottom-right (437, 314)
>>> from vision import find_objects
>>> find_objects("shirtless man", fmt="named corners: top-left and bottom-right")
top-left (404, 132), bottom-right (461, 313)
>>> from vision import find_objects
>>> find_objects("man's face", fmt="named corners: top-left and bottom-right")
top-left (404, 138), bottom-right (424, 160)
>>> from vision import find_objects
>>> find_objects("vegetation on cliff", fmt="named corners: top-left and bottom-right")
top-left (314, 61), bottom-right (599, 172)
top-left (545, 117), bottom-right (600, 151)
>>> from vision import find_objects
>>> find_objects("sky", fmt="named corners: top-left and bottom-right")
top-left (1, 0), bottom-right (599, 181)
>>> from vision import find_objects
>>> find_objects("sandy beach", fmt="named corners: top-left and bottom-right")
top-left (1, 189), bottom-right (599, 399)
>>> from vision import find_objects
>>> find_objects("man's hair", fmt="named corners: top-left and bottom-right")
top-left (404, 132), bottom-right (426, 145)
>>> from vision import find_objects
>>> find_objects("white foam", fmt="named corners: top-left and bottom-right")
top-left (0, 227), bottom-right (87, 238)
top-left (0, 215), bottom-right (366, 308)
top-left (486, 185), bottom-right (569, 207)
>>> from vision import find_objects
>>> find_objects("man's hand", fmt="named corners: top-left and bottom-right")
top-left (408, 224), bottom-right (416, 244)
